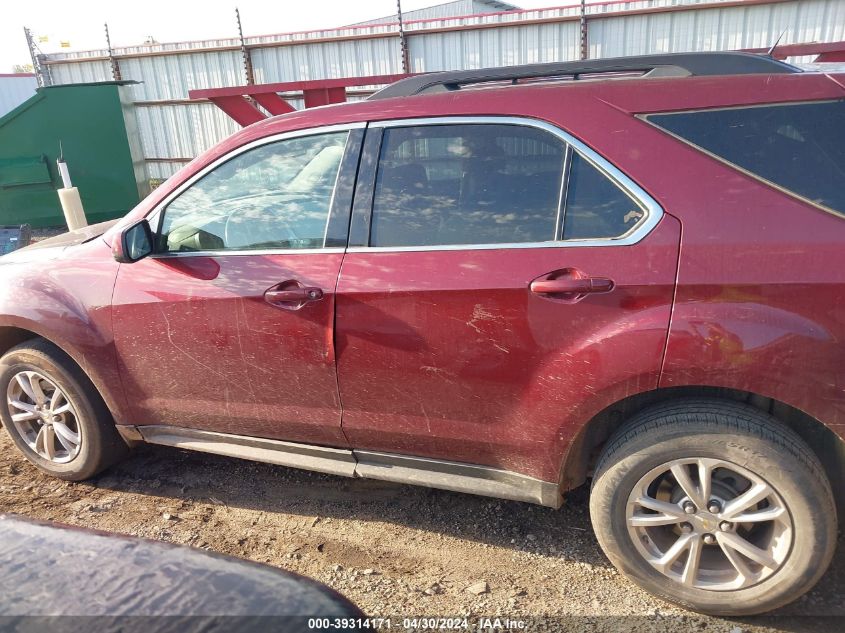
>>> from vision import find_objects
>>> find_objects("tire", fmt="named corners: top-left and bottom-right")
top-left (0, 339), bottom-right (128, 480)
top-left (590, 398), bottom-right (837, 616)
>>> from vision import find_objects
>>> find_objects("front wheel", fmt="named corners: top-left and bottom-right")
top-left (590, 399), bottom-right (837, 616)
top-left (0, 339), bottom-right (128, 480)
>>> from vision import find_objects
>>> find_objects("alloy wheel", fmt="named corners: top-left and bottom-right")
top-left (626, 457), bottom-right (793, 591)
top-left (6, 370), bottom-right (82, 464)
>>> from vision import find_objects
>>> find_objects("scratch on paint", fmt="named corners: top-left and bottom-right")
top-left (233, 302), bottom-right (260, 402)
top-left (421, 365), bottom-right (449, 375)
top-left (159, 306), bottom-right (247, 393)
top-left (420, 401), bottom-right (431, 434)
top-left (466, 304), bottom-right (498, 334)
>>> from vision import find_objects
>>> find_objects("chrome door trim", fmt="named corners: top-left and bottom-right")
top-left (151, 247), bottom-right (346, 258)
top-left (147, 122), bottom-right (366, 260)
top-left (351, 115), bottom-right (663, 253)
top-left (122, 424), bottom-right (562, 508)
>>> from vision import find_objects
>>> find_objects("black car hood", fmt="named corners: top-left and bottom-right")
top-left (0, 514), bottom-right (363, 621)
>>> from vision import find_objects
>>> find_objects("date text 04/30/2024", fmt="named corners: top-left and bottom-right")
top-left (306, 618), bottom-right (527, 630)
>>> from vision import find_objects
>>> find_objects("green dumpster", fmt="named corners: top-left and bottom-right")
top-left (0, 81), bottom-right (147, 228)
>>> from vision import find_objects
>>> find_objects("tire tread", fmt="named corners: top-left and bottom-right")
top-left (595, 399), bottom-right (828, 500)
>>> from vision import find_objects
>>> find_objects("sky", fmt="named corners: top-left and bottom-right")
top-left (1, 0), bottom-right (608, 72)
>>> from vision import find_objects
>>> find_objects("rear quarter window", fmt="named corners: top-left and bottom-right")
top-left (646, 100), bottom-right (845, 216)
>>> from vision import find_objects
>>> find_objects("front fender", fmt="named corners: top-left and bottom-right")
top-left (0, 239), bottom-right (128, 424)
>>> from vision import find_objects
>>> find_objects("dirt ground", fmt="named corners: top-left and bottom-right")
top-left (1, 430), bottom-right (843, 632)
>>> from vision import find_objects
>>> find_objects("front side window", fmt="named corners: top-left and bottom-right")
top-left (159, 131), bottom-right (348, 252)
top-left (647, 100), bottom-right (845, 216)
top-left (369, 124), bottom-right (566, 247)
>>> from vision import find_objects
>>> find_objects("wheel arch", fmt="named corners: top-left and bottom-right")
top-left (0, 324), bottom-right (128, 427)
top-left (562, 385), bottom-right (845, 520)
top-left (0, 326), bottom-right (39, 357)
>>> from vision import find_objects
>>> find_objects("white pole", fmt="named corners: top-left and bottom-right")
top-left (56, 157), bottom-right (87, 230)
top-left (57, 159), bottom-right (72, 189)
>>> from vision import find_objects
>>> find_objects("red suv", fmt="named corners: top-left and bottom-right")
top-left (1, 52), bottom-right (843, 615)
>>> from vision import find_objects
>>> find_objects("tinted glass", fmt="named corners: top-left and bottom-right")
top-left (563, 152), bottom-right (646, 240)
top-left (159, 132), bottom-right (348, 252)
top-left (369, 124), bottom-right (565, 247)
top-left (648, 100), bottom-right (845, 215)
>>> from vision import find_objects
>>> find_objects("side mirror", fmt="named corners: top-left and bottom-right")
top-left (113, 219), bottom-right (154, 263)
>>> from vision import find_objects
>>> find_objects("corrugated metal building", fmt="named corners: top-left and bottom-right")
top-left (0, 74), bottom-right (38, 118)
top-left (37, 0), bottom-right (845, 182)
top-left (351, 0), bottom-right (518, 26)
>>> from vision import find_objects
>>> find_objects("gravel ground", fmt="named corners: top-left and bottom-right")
top-left (0, 430), bottom-right (843, 632)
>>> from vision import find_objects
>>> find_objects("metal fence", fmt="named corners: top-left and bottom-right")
top-left (38, 0), bottom-right (845, 182)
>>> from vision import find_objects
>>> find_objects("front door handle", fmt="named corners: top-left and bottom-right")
top-left (530, 277), bottom-right (614, 295)
top-left (264, 283), bottom-right (324, 309)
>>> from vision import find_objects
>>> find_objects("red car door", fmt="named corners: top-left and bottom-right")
top-left (112, 126), bottom-right (363, 445)
top-left (335, 118), bottom-right (680, 483)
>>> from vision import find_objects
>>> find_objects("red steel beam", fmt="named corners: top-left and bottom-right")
top-left (188, 74), bottom-right (410, 100)
top-left (189, 73), bottom-right (412, 126)
top-left (303, 86), bottom-right (348, 108)
top-left (817, 51), bottom-right (845, 62)
top-left (251, 92), bottom-right (297, 115)
top-left (742, 41), bottom-right (845, 61)
top-left (206, 95), bottom-right (267, 127)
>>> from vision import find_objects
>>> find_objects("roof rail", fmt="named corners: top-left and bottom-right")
top-left (368, 52), bottom-right (800, 100)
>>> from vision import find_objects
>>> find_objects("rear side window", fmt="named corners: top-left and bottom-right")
top-left (563, 152), bottom-right (646, 240)
top-left (369, 124), bottom-right (565, 247)
top-left (647, 100), bottom-right (845, 215)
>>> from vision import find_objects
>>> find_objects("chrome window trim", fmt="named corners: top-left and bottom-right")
top-left (152, 247), bottom-right (347, 258)
top-left (148, 122), bottom-right (365, 260)
top-left (556, 144), bottom-right (573, 240)
top-left (355, 115), bottom-right (663, 253)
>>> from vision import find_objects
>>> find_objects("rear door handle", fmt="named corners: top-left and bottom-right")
top-left (264, 284), bottom-right (324, 309)
top-left (530, 277), bottom-right (614, 295)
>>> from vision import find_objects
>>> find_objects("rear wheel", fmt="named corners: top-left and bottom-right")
top-left (0, 339), bottom-right (128, 480)
top-left (590, 399), bottom-right (837, 615)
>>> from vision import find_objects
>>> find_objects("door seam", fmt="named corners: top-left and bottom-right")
top-left (334, 123), bottom-right (370, 448)
top-left (658, 212), bottom-right (683, 386)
